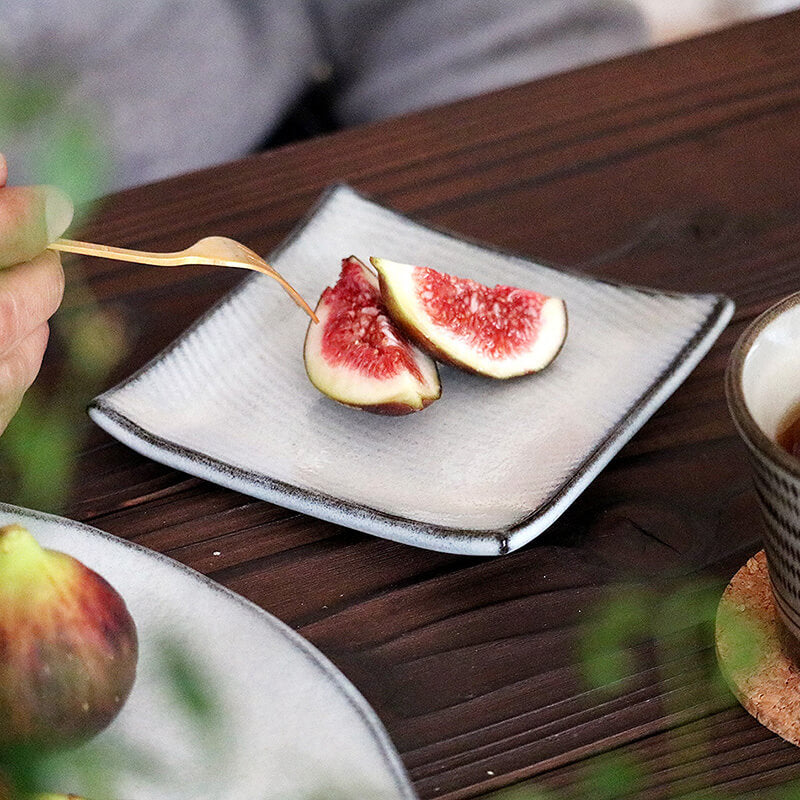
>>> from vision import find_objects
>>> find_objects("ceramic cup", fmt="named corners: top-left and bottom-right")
top-left (726, 291), bottom-right (800, 646)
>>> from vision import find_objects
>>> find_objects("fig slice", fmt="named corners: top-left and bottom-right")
top-left (370, 257), bottom-right (568, 379)
top-left (304, 256), bottom-right (441, 414)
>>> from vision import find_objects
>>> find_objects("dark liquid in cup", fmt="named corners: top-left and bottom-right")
top-left (777, 403), bottom-right (800, 460)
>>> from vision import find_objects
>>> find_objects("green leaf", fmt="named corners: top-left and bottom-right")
top-left (715, 598), bottom-right (767, 680)
top-left (583, 752), bottom-right (643, 800)
top-left (0, 393), bottom-right (76, 513)
top-left (157, 639), bottom-right (220, 723)
top-left (579, 589), bottom-right (653, 691)
top-left (0, 65), bottom-right (112, 210)
top-left (29, 112), bottom-right (112, 215)
top-left (487, 785), bottom-right (555, 800)
top-left (0, 69), bottom-right (62, 131)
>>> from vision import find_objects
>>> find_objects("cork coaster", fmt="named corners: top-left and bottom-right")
top-left (716, 550), bottom-right (800, 745)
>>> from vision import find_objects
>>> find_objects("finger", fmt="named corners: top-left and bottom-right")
top-left (0, 184), bottom-right (73, 267)
top-left (0, 154), bottom-right (7, 188)
top-left (0, 322), bottom-right (50, 434)
top-left (0, 250), bottom-right (65, 356)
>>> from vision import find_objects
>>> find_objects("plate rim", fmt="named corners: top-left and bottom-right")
top-left (88, 183), bottom-right (735, 556)
top-left (0, 501), bottom-right (417, 800)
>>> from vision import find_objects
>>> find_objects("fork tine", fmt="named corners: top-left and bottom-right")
top-left (247, 261), bottom-right (319, 322)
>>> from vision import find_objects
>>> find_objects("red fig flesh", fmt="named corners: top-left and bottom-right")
top-left (0, 525), bottom-right (138, 749)
top-left (304, 256), bottom-right (441, 414)
top-left (371, 257), bottom-right (568, 379)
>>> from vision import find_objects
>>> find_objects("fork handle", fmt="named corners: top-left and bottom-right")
top-left (49, 237), bottom-right (320, 322)
top-left (48, 238), bottom-right (186, 266)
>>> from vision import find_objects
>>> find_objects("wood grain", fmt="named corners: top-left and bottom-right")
top-left (37, 11), bottom-right (800, 798)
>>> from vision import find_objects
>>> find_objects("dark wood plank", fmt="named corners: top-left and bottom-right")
top-left (34, 10), bottom-right (800, 798)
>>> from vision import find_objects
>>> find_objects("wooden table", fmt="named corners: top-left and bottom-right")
top-left (42, 10), bottom-right (800, 799)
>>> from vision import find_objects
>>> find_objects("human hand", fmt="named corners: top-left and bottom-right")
top-left (0, 154), bottom-right (73, 434)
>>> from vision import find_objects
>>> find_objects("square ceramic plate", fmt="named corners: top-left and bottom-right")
top-left (89, 185), bottom-right (734, 556)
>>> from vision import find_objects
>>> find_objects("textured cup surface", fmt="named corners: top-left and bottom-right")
top-left (726, 292), bottom-right (800, 642)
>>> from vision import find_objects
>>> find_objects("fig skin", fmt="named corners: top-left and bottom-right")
top-left (0, 782), bottom-right (86, 800)
top-left (1, 793), bottom-right (87, 800)
top-left (32, 796), bottom-right (87, 799)
top-left (304, 256), bottom-right (441, 414)
top-left (371, 257), bottom-right (568, 379)
top-left (0, 525), bottom-right (138, 750)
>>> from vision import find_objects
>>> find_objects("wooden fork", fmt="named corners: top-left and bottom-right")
top-left (49, 236), bottom-right (318, 322)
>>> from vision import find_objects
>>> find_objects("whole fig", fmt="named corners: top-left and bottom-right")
top-left (0, 525), bottom-right (138, 749)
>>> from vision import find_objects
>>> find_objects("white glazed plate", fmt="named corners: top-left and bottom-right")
top-left (0, 503), bottom-right (414, 800)
top-left (89, 185), bottom-right (734, 556)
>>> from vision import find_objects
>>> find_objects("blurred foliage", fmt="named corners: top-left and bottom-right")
top-left (0, 70), bottom-right (61, 130)
top-left (156, 639), bottom-right (221, 724)
top-left (0, 397), bottom-right (77, 513)
top-left (0, 640), bottom-right (211, 800)
top-left (0, 65), bottom-right (111, 214)
top-left (0, 64), bottom-right (121, 513)
top-left (489, 785), bottom-right (556, 800)
top-left (484, 574), bottom-right (786, 800)
top-left (579, 586), bottom-right (652, 691)
top-left (583, 752), bottom-right (643, 800)
top-left (571, 576), bottom-right (780, 800)
top-left (28, 113), bottom-right (112, 216)
top-left (578, 577), bottom-right (753, 703)
top-left (0, 301), bottom-right (128, 513)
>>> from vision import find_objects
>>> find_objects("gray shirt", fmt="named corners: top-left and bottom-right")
top-left (1, 1), bottom-right (646, 191)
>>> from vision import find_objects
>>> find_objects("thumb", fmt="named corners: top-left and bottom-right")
top-left (0, 184), bottom-right (74, 268)
top-left (0, 154), bottom-right (7, 188)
